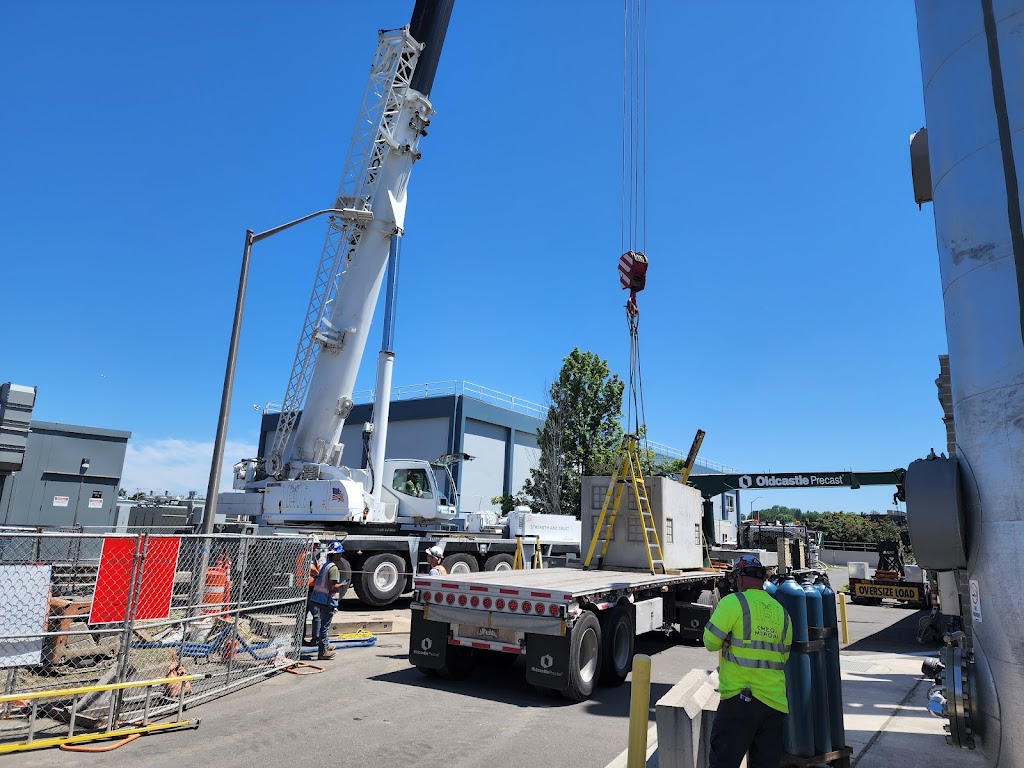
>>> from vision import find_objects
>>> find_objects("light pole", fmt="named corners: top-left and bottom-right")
top-left (749, 496), bottom-right (763, 520)
top-left (201, 208), bottom-right (353, 534)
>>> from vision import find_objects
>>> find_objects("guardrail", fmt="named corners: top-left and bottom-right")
top-left (821, 541), bottom-right (878, 552)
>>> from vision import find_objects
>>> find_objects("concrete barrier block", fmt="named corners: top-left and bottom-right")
top-left (655, 669), bottom-right (720, 768)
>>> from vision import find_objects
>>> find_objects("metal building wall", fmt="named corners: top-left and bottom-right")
top-left (511, 431), bottom-right (540, 496)
top-left (460, 419), bottom-right (508, 512)
top-left (0, 421), bottom-right (131, 527)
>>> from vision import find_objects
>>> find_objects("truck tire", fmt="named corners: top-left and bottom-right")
top-left (599, 604), bottom-right (634, 685)
top-left (442, 553), bottom-right (480, 575)
top-left (353, 553), bottom-right (405, 606)
top-left (334, 556), bottom-right (352, 601)
top-left (562, 611), bottom-right (602, 702)
top-left (484, 554), bottom-right (514, 572)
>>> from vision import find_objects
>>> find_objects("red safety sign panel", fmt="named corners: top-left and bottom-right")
top-left (89, 536), bottom-right (181, 624)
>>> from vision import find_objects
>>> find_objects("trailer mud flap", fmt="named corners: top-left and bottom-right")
top-left (525, 632), bottom-right (571, 691)
top-left (409, 606), bottom-right (448, 670)
top-left (675, 604), bottom-right (712, 642)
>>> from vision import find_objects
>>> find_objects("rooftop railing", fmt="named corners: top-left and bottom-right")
top-left (265, 381), bottom-right (734, 471)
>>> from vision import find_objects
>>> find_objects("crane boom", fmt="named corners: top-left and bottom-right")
top-left (266, 2), bottom-right (452, 479)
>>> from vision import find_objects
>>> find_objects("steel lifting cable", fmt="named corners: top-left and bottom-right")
top-left (621, 0), bottom-right (648, 443)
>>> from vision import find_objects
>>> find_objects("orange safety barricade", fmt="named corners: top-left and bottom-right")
top-left (202, 568), bottom-right (230, 615)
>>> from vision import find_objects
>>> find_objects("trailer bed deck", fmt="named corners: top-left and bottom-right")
top-left (415, 566), bottom-right (719, 600)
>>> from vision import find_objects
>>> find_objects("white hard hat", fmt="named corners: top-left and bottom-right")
top-left (426, 546), bottom-right (443, 559)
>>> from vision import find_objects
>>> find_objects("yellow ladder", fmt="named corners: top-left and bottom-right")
top-left (584, 434), bottom-right (664, 574)
top-left (513, 535), bottom-right (542, 569)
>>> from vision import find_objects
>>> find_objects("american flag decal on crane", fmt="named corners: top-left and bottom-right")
top-left (331, 486), bottom-right (345, 503)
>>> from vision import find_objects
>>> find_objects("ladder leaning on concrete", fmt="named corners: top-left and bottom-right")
top-left (584, 433), bottom-right (665, 574)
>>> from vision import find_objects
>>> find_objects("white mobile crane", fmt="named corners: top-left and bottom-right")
top-left (228, 0), bottom-right (455, 529)
top-left (218, 1), bottom-right (579, 606)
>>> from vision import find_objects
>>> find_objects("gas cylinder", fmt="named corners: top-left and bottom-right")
top-left (803, 578), bottom-right (832, 756)
top-left (814, 575), bottom-right (846, 750)
top-left (764, 579), bottom-right (778, 597)
top-left (775, 575), bottom-right (813, 757)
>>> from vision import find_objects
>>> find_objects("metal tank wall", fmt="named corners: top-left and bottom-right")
top-left (915, 1), bottom-right (1024, 765)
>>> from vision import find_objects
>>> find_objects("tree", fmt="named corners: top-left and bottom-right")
top-left (524, 348), bottom-right (625, 516)
top-left (744, 504), bottom-right (803, 523)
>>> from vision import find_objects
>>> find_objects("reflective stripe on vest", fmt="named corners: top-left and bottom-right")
top-left (724, 592), bottom-right (789, 662)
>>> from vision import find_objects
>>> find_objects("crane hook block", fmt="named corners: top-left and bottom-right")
top-left (618, 251), bottom-right (648, 293)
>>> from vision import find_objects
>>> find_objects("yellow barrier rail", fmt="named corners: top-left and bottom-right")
top-left (0, 675), bottom-right (202, 704)
top-left (0, 674), bottom-right (206, 754)
top-left (0, 720), bottom-right (199, 755)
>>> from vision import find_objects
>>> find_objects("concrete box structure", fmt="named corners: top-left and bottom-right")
top-left (581, 476), bottom-right (704, 570)
top-left (0, 421), bottom-right (131, 527)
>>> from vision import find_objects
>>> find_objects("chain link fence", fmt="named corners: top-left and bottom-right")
top-left (0, 530), bottom-right (313, 747)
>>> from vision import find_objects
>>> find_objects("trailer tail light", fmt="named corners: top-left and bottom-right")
top-left (458, 594), bottom-right (467, 606)
top-left (423, 591), bottom-right (431, 602)
top-left (535, 602), bottom-right (545, 614)
top-left (521, 601), bottom-right (532, 613)
top-left (446, 593), bottom-right (455, 605)
top-left (549, 603), bottom-right (560, 616)
top-left (495, 598), bottom-right (505, 610)
top-left (508, 600), bottom-right (518, 612)
top-left (434, 592), bottom-right (443, 604)
top-left (470, 596), bottom-right (480, 608)
top-left (482, 597), bottom-right (492, 609)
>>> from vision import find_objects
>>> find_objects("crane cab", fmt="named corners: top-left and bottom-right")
top-left (381, 459), bottom-right (456, 522)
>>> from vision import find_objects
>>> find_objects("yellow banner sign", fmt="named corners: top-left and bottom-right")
top-left (852, 581), bottom-right (923, 601)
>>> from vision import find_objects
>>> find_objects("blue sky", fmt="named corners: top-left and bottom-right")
top-left (1, 2), bottom-right (945, 513)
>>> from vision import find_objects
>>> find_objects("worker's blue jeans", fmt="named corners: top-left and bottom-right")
top-left (312, 603), bottom-right (335, 649)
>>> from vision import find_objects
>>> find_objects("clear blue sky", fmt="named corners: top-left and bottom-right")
top-left (0, 2), bottom-right (945, 513)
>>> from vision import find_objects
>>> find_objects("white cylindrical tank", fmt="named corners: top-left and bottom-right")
top-left (915, 2), bottom-right (1024, 764)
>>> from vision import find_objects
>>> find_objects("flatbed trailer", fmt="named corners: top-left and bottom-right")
top-left (409, 566), bottom-right (722, 700)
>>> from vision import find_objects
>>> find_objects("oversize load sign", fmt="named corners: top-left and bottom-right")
top-left (89, 537), bottom-right (181, 624)
top-left (849, 578), bottom-right (926, 602)
top-left (737, 473), bottom-right (845, 489)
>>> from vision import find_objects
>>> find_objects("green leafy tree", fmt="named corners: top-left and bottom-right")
top-left (524, 348), bottom-right (625, 516)
top-left (745, 504), bottom-right (803, 523)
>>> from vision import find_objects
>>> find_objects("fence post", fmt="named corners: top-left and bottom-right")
top-left (111, 534), bottom-right (147, 729)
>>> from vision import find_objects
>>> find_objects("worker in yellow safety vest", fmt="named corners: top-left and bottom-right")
top-left (703, 554), bottom-right (792, 768)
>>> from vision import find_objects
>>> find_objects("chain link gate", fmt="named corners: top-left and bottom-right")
top-left (0, 530), bottom-right (313, 750)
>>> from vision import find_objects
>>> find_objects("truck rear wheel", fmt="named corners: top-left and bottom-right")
top-left (334, 556), bottom-right (352, 601)
top-left (562, 611), bottom-right (602, 702)
top-left (353, 553), bottom-right (405, 606)
top-left (484, 554), bottom-right (514, 571)
top-left (442, 553), bottom-right (479, 575)
top-left (599, 604), bottom-right (634, 686)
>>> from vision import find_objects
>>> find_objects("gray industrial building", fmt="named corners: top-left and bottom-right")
top-left (260, 381), bottom-right (738, 516)
top-left (0, 420), bottom-right (131, 527)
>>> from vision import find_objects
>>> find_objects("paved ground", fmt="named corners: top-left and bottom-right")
top-left (16, 592), bottom-right (968, 768)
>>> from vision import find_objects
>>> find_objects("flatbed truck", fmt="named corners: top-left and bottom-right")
top-left (408, 565), bottom-right (722, 701)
